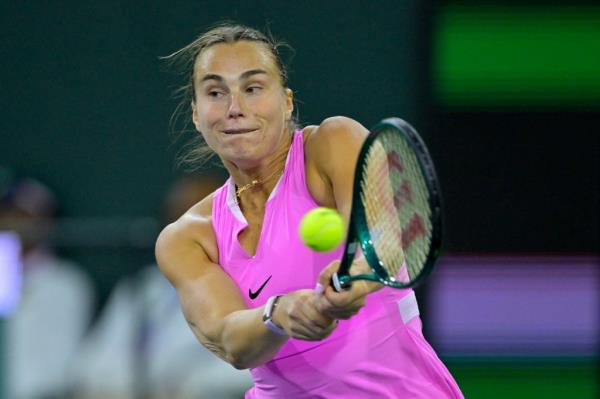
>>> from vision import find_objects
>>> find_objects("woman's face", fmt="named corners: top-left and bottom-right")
top-left (191, 40), bottom-right (293, 169)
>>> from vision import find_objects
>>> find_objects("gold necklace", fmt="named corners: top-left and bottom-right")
top-left (235, 169), bottom-right (284, 198)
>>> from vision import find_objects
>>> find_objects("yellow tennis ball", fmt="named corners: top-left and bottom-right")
top-left (299, 207), bottom-right (345, 252)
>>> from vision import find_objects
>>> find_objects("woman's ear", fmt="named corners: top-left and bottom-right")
top-left (284, 88), bottom-right (294, 120)
top-left (191, 101), bottom-right (200, 130)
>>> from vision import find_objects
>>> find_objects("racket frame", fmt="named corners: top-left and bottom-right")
top-left (332, 117), bottom-right (443, 291)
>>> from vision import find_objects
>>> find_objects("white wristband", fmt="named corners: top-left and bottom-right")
top-left (262, 295), bottom-right (287, 336)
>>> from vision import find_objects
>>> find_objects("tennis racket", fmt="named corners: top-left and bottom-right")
top-left (331, 117), bottom-right (442, 292)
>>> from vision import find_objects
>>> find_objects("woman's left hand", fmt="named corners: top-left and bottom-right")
top-left (314, 259), bottom-right (381, 320)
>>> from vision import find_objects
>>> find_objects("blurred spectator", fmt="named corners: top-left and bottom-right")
top-left (72, 172), bottom-right (252, 399)
top-left (0, 170), bottom-right (95, 399)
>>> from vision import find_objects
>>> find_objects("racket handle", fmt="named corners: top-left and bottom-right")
top-left (331, 272), bottom-right (352, 292)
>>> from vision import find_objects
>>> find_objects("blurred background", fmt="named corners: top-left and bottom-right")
top-left (1, 0), bottom-right (598, 398)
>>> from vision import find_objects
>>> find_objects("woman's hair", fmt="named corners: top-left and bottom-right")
top-left (164, 23), bottom-right (297, 169)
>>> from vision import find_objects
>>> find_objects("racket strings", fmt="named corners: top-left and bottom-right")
top-left (361, 129), bottom-right (433, 283)
top-left (392, 137), bottom-right (432, 280)
top-left (361, 141), bottom-right (404, 279)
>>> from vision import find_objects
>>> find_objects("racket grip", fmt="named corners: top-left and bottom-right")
top-left (331, 272), bottom-right (352, 292)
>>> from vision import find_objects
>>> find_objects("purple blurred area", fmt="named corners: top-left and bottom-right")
top-left (0, 232), bottom-right (22, 317)
top-left (427, 255), bottom-right (599, 356)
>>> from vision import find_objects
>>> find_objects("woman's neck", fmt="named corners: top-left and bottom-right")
top-left (226, 132), bottom-right (293, 209)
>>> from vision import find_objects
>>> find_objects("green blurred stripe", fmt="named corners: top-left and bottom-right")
top-left (446, 359), bottom-right (599, 399)
top-left (433, 6), bottom-right (600, 106)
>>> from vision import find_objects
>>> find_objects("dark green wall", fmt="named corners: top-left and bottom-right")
top-left (1, 1), bottom-right (421, 299)
top-left (1, 1), bottom-right (420, 219)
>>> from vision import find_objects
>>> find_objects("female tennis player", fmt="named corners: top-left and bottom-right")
top-left (156, 23), bottom-right (463, 398)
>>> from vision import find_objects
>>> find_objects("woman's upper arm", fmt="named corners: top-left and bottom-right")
top-left (155, 217), bottom-right (246, 350)
top-left (305, 116), bottom-right (369, 221)
top-left (155, 206), bottom-right (289, 369)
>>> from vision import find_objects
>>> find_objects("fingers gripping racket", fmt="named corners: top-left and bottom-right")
top-left (331, 117), bottom-right (443, 292)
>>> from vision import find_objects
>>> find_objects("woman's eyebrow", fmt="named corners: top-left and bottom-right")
top-left (200, 69), bottom-right (268, 83)
top-left (239, 69), bottom-right (268, 80)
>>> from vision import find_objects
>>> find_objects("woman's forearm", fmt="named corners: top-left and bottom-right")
top-left (218, 306), bottom-right (289, 369)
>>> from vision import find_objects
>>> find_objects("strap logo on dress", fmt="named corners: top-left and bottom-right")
top-left (397, 291), bottom-right (420, 324)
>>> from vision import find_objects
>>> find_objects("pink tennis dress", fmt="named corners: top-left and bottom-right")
top-left (211, 130), bottom-right (464, 398)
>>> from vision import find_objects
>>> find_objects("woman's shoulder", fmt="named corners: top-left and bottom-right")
top-left (303, 116), bottom-right (369, 164)
top-left (303, 116), bottom-right (367, 141)
top-left (155, 191), bottom-right (220, 267)
top-left (172, 190), bottom-right (215, 230)
top-left (302, 117), bottom-right (369, 207)
top-left (303, 116), bottom-right (368, 162)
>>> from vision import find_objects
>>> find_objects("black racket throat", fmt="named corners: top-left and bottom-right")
top-left (331, 272), bottom-right (350, 292)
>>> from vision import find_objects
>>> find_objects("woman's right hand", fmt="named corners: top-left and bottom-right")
top-left (274, 290), bottom-right (338, 341)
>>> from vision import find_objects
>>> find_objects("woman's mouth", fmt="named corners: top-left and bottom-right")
top-left (221, 128), bottom-right (258, 135)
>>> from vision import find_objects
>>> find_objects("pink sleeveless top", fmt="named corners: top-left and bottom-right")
top-left (211, 130), bottom-right (463, 398)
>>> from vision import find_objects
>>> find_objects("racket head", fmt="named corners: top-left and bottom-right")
top-left (336, 117), bottom-right (443, 289)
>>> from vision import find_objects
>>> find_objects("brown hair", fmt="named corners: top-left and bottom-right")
top-left (164, 23), bottom-right (298, 169)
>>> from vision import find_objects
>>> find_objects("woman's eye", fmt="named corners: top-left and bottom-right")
top-left (246, 86), bottom-right (262, 94)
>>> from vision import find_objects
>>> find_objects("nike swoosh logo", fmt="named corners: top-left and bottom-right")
top-left (249, 275), bottom-right (272, 300)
